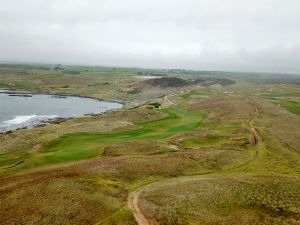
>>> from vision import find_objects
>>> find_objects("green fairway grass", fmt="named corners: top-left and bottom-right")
top-left (2, 65), bottom-right (300, 225)
top-left (262, 92), bottom-right (300, 116)
top-left (43, 108), bottom-right (206, 163)
top-left (0, 108), bottom-right (206, 172)
top-left (279, 100), bottom-right (300, 116)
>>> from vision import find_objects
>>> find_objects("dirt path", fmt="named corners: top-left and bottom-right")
top-left (248, 97), bottom-right (261, 146)
top-left (128, 188), bottom-right (152, 225)
top-left (128, 95), bottom-right (262, 225)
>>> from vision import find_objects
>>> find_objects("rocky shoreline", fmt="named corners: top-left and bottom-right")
top-left (0, 89), bottom-right (124, 134)
top-left (0, 89), bottom-right (124, 105)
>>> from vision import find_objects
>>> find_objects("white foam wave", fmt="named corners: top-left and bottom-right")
top-left (4, 115), bottom-right (37, 125)
top-left (3, 115), bottom-right (58, 125)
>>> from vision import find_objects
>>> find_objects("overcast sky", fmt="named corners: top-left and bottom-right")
top-left (0, 0), bottom-right (300, 73)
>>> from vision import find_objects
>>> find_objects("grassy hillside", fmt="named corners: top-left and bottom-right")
top-left (139, 175), bottom-right (300, 225)
top-left (1, 64), bottom-right (300, 225)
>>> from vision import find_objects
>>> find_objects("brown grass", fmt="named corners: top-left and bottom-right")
top-left (1, 88), bottom-right (300, 224)
top-left (139, 176), bottom-right (300, 225)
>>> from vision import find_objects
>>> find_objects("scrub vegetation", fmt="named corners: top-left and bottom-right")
top-left (0, 64), bottom-right (300, 225)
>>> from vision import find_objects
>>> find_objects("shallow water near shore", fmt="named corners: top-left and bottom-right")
top-left (0, 90), bottom-right (122, 132)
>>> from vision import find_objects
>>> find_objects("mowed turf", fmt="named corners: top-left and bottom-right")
top-left (262, 92), bottom-right (300, 116)
top-left (2, 92), bottom-right (300, 225)
top-left (279, 100), bottom-right (300, 116)
top-left (37, 108), bottom-right (206, 164)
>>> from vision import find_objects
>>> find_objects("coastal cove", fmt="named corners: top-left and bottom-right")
top-left (0, 90), bottom-right (122, 132)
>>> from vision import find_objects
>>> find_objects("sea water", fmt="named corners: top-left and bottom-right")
top-left (0, 90), bottom-right (122, 132)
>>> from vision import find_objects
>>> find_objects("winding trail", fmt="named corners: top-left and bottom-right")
top-left (128, 189), bottom-right (152, 225)
top-left (127, 95), bottom-right (262, 225)
top-left (248, 97), bottom-right (261, 146)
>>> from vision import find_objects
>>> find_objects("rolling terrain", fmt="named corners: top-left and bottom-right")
top-left (0, 64), bottom-right (300, 224)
